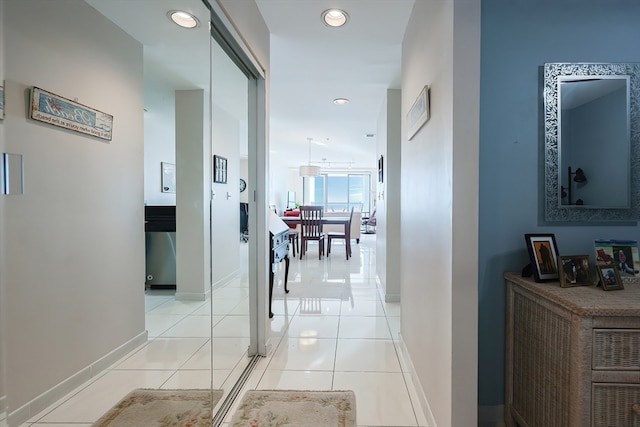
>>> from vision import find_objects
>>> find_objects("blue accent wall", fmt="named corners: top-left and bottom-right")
top-left (479, 1), bottom-right (640, 406)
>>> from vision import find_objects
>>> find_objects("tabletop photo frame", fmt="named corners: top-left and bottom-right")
top-left (596, 264), bottom-right (624, 291)
top-left (524, 233), bottom-right (560, 282)
top-left (558, 255), bottom-right (592, 287)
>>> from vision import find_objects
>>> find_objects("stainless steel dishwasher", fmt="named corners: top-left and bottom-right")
top-left (144, 205), bottom-right (176, 288)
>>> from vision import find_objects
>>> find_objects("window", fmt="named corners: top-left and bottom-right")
top-left (303, 173), bottom-right (371, 213)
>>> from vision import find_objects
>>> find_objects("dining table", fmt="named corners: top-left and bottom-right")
top-left (279, 215), bottom-right (352, 259)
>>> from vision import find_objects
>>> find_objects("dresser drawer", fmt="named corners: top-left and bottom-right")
top-left (593, 329), bottom-right (640, 370)
top-left (592, 383), bottom-right (640, 427)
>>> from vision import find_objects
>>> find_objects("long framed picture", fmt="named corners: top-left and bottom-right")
top-left (558, 255), bottom-right (592, 287)
top-left (407, 85), bottom-right (430, 140)
top-left (213, 155), bottom-right (227, 184)
top-left (378, 155), bottom-right (384, 183)
top-left (524, 233), bottom-right (560, 282)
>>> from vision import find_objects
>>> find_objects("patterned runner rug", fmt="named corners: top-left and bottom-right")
top-left (229, 390), bottom-right (356, 426)
top-left (93, 388), bottom-right (223, 427)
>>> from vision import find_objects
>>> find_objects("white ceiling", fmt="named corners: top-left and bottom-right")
top-left (85, 0), bottom-right (415, 170)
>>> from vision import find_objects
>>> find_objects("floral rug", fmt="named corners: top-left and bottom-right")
top-left (92, 388), bottom-right (223, 427)
top-left (229, 390), bottom-right (356, 427)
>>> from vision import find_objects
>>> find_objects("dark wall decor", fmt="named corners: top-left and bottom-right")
top-left (213, 154), bottom-right (227, 184)
top-left (378, 155), bottom-right (384, 183)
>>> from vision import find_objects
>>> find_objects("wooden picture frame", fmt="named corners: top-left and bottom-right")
top-left (29, 86), bottom-right (113, 141)
top-left (213, 154), bottom-right (227, 184)
top-left (524, 233), bottom-right (560, 282)
top-left (558, 255), bottom-right (592, 287)
top-left (596, 264), bottom-right (624, 291)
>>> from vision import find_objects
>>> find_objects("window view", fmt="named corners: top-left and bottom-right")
top-left (304, 173), bottom-right (371, 213)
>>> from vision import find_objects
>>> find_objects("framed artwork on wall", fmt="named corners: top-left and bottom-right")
top-left (29, 86), bottom-right (113, 141)
top-left (213, 155), bottom-right (227, 184)
top-left (0, 82), bottom-right (4, 119)
top-left (378, 155), bottom-right (384, 183)
top-left (407, 85), bottom-right (430, 140)
top-left (161, 162), bottom-right (175, 193)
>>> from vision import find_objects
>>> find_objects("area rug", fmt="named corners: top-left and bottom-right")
top-left (93, 388), bottom-right (223, 427)
top-left (229, 390), bottom-right (356, 427)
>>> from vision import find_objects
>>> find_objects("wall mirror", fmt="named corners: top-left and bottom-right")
top-left (544, 62), bottom-right (640, 221)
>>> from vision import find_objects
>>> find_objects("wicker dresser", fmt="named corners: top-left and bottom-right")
top-left (504, 272), bottom-right (640, 427)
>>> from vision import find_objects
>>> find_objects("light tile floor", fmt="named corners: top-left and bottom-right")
top-left (20, 233), bottom-right (430, 427)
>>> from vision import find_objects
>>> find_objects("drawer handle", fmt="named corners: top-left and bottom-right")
top-left (633, 404), bottom-right (640, 416)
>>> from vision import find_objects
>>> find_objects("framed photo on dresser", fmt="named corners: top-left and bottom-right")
top-left (524, 233), bottom-right (560, 282)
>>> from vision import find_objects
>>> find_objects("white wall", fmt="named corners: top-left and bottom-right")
top-left (2, 0), bottom-right (145, 417)
top-left (376, 89), bottom-right (402, 302)
top-left (400, 1), bottom-right (479, 426)
top-left (144, 75), bottom-right (177, 206)
top-left (0, 0), bottom-right (6, 420)
top-left (176, 90), bottom-right (210, 299)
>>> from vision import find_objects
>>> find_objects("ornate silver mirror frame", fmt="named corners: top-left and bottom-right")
top-left (544, 62), bottom-right (640, 222)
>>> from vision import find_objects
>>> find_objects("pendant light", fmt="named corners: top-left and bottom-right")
top-left (299, 138), bottom-right (321, 176)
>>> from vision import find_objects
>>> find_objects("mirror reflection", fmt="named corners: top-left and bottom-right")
top-left (544, 62), bottom-right (640, 221)
top-left (559, 76), bottom-right (630, 207)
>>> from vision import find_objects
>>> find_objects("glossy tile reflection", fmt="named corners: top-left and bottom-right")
top-left (21, 234), bottom-right (430, 427)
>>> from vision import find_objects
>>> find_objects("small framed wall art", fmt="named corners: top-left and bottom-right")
top-left (407, 85), bottom-right (430, 140)
top-left (213, 155), bottom-right (227, 184)
top-left (0, 82), bottom-right (5, 119)
top-left (524, 233), bottom-right (560, 282)
top-left (161, 162), bottom-right (175, 193)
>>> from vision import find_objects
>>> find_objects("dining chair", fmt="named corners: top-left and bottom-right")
top-left (362, 208), bottom-right (377, 234)
top-left (288, 229), bottom-right (299, 257)
top-left (327, 207), bottom-right (354, 260)
top-left (299, 205), bottom-right (325, 259)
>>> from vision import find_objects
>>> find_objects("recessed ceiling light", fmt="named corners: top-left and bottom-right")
top-left (168, 10), bottom-right (200, 29)
top-left (333, 98), bottom-right (349, 105)
top-left (322, 9), bottom-right (349, 27)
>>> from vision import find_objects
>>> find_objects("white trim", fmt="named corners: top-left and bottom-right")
top-left (397, 333), bottom-right (437, 427)
top-left (175, 289), bottom-right (209, 301)
top-left (210, 0), bottom-right (265, 79)
top-left (0, 394), bottom-right (6, 424)
top-left (8, 331), bottom-right (147, 427)
top-left (212, 269), bottom-right (239, 291)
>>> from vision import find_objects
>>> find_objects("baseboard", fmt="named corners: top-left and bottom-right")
top-left (212, 269), bottom-right (240, 291)
top-left (374, 274), bottom-right (400, 303)
top-left (478, 404), bottom-right (505, 427)
top-left (384, 293), bottom-right (400, 303)
top-left (397, 334), bottom-right (437, 427)
top-left (0, 394), bottom-right (6, 425)
top-left (175, 289), bottom-right (209, 301)
top-left (7, 331), bottom-right (148, 427)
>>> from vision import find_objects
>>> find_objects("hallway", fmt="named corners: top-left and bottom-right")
top-left (19, 234), bottom-right (429, 427)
